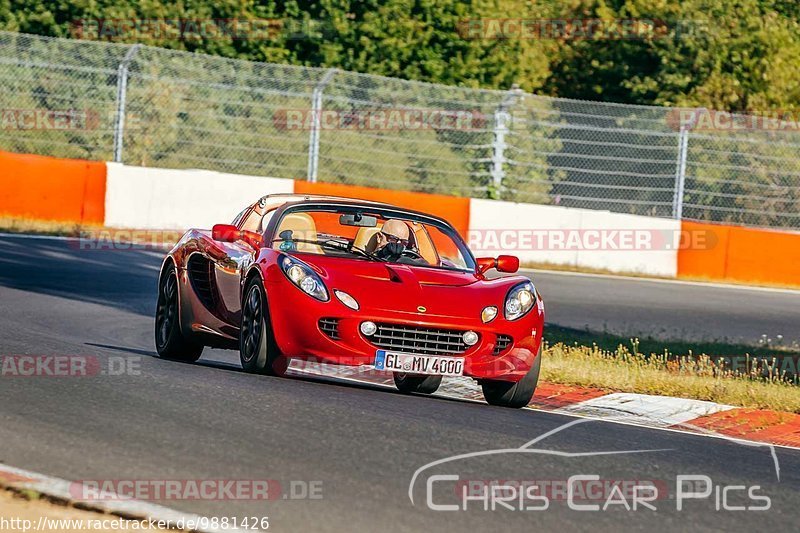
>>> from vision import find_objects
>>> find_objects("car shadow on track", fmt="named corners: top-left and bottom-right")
top-left (0, 237), bottom-right (161, 317)
top-left (85, 342), bottom-right (161, 358)
top-left (86, 341), bottom-right (246, 373)
top-left (85, 341), bottom-right (479, 405)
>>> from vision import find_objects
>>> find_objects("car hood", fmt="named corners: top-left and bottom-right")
top-left (293, 253), bottom-right (522, 320)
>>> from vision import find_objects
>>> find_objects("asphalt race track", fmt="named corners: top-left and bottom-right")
top-left (1, 233), bottom-right (799, 532)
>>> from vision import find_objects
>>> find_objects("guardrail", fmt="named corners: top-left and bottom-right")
top-left (1, 30), bottom-right (799, 229)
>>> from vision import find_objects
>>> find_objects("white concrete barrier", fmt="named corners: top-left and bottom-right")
top-left (468, 199), bottom-right (582, 266)
top-left (575, 209), bottom-right (679, 276)
top-left (468, 198), bottom-right (679, 277)
top-left (105, 164), bottom-right (294, 229)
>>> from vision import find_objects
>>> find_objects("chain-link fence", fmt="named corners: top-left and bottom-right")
top-left (1, 30), bottom-right (799, 229)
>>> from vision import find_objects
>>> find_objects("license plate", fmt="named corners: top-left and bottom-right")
top-left (374, 350), bottom-right (464, 376)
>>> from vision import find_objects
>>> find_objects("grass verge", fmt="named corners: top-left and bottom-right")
top-left (0, 217), bottom-right (97, 237)
top-left (0, 218), bottom-right (182, 248)
top-left (543, 325), bottom-right (800, 413)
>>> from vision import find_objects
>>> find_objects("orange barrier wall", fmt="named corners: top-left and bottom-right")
top-left (678, 220), bottom-right (800, 285)
top-left (294, 181), bottom-right (471, 238)
top-left (0, 151), bottom-right (106, 224)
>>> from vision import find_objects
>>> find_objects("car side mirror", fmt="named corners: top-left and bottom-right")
top-left (476, 257), bottom-right (496, 275)
top-left (496, 255), bottom-right (520, 273)
top-left (212, 224), bottom-right (239, 243)
top-left (476, 255), bottom-right (520, 275)
top-left (212, 224), bottom-right (263, 249)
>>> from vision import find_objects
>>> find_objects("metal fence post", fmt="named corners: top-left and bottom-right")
top-left (672, 128), bottom-right (689, 219)
top-left (672, 108), bottom-right (701, 219)
top-left (491, 109), bottom-right (509, 190)
top-left (112, 44), bottom-right (141, 163)
top-left (490, 85), bottom-right (522, 194)
top-left (307, 68), bottom-right (338, 182)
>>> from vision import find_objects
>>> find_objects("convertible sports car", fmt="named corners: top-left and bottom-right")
top-left (155, 194), bottom-right (544, 408)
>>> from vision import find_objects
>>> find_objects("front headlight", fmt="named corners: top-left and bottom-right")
top-left (280, 255), bottom-right (329, 301)
top-left (504, 281), bottom-right (536, 321)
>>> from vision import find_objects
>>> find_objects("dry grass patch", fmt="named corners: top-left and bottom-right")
top-left (0, 217), bottom-right (98, 236)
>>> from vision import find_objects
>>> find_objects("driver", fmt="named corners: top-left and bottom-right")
top-left (370, 218), bottom-right (428, 264)
top-left (373, 219), bottom-right (410, 261)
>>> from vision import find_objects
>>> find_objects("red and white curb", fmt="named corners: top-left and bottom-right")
top-left (551, 393), bottom-right (734, 427)
top-left (0, 464), bottom-right (258, 533)
top-left (287, 361), bottom-right (800, 450)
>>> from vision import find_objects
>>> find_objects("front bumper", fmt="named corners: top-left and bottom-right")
top-left (265, 277), bottom-right (544, 382)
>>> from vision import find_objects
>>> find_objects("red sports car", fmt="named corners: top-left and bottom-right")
top-left (155, 194), bottom-right (544, 408)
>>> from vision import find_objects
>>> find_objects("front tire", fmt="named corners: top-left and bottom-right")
top-left (393, 373), bottom-right (442, 395)
top-left (481, 347), bottom-right (541, 408)
top-left (155, 264), bottom-right (203, 362)
top-left (239, 276), bottom-right (286, 376)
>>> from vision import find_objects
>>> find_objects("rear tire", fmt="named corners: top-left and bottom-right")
top-left (393, 373), bottom-right (442, 395)
top-left (481, 347), bottom-right (541, 408)
top-left (155, 264), bottom-right (203, 362)
top-left (240, 276), bottom-right (286, 376)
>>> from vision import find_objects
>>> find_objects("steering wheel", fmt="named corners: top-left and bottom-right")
top-left (400, 249), bottom-right (425, 261)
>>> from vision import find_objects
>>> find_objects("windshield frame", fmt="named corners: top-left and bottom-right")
top-left (265, 201), bottom-right (476, 272)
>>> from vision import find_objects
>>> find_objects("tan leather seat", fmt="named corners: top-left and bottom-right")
top-left (353, 225), bottom-right (382, 253)
top-left (410, 222), bottom-right (439, 265)
top-left (276, 213), bottom-right (323, 254)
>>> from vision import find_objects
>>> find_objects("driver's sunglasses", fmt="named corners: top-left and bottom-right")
top-left (379, 231), bottom-right (408, 246)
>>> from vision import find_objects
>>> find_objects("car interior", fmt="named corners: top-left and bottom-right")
top-left (270, 210), bottom-right (443, 266)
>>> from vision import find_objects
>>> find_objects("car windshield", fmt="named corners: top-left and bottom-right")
top-left (270, 206), bottom-right (475, 271)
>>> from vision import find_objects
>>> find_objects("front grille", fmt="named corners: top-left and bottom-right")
top-left (319, 318), bottom-right (340, 340)
top-left (493, 334), bottom-right (513, 355)
top-left (369, 323), bottom-right (471, 356)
